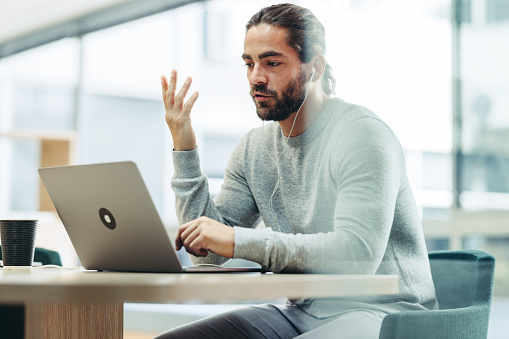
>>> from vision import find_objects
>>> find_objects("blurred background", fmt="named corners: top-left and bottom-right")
top-left (0, 0), bottom-right (507, 337)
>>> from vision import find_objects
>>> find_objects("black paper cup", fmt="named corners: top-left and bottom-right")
top-left (0, 220), bottom-right (37, 269)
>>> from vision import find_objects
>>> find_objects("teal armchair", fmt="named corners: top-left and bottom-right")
top-left (379, 250), bottom-right (495, 339)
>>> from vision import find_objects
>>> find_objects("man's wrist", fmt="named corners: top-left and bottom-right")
top-left (173, 145), bottom-right (197, 152)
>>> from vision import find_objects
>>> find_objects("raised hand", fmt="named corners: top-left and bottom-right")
top-left (161, 69), bottom-right (200, 151)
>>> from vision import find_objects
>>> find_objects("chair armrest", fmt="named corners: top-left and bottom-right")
top-left (379, 304), bottom-right (491, 339)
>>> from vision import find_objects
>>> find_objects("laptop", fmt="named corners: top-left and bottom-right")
top-left (38, 161), bottom-right (264, 273)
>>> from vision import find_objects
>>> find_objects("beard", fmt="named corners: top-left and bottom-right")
top-left (250, 70), bottom-right (307, 121)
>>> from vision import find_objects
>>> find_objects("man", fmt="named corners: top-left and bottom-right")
top-left (157, 3), bottom-right (437, 338)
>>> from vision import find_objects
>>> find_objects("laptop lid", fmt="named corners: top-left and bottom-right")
top-left (39, 161), bottom-right (185, 272)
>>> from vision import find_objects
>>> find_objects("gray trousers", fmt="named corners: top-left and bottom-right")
top-left (154, 304), bottom-right (386, 338)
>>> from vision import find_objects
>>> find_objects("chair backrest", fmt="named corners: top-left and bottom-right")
top-left (33, 247), bottom-right (62, 266)
top-left (429, 250), bottom-right (495, 310)
top-left (0, 246), bottom-right (62, 266)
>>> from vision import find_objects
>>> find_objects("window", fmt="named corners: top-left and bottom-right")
top-left (0, 38), bottom-right (78, 211)
top-left (459, 0), bottom-right (509, 209)
top-left (80, 11), bottom-right (174, 217)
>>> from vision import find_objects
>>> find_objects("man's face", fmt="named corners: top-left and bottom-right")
top-left (243, 24), bottom-right (307, 121)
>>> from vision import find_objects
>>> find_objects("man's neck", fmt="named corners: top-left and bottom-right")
top-left (279, 90), bottom-right (331, 137)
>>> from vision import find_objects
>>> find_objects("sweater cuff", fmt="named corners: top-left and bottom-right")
top-left (233, 226), bottom-right (266, 263)
top-left (172, 147), bottom-right (202, 178)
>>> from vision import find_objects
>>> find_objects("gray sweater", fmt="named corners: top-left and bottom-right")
top-left (172, 98), bottom-right (438, 318)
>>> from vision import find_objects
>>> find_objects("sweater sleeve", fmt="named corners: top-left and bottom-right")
top-left (171, 138), bottom-right (260, 265)
top-left (234, 118), bottom-right (403, 273)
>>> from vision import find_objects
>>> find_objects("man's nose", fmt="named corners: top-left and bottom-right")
top-left (250, 65), bottom-right (268, 85)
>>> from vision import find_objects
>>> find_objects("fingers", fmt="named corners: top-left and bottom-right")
top-left (161, 75), bottom-right (167, 100)
top-left (161, 70), bottom-right (176, 103)
top-left (176, 220), bottom-right (204, 257)
top-left (161, 69), bottom-right (177, 107)
top-left (176, 217), bottom-right (219, 258)
top-left (162, 70), bottom-right (199, 117)
top-left (182, 91), bottom-right (199, 115)
top-left (187, 230), bottom-right (209, 257)
top-left (167, 69), bottom-right (177, 108)
top-left (175, 217), bottom-right (234, 258)
top-left (174, 76), bottom-right (193, 112)
top-left (184, 225), bottom-right (205, 255)
top-left (175, 217), bottom-right (192, 251)
top-left (175, 225), bottom-right (184, 251)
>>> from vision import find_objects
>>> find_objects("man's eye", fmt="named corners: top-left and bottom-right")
top-left (245, 63), bottom-right (254, 68)
top-left (268, 62), bottom-right (280, 67)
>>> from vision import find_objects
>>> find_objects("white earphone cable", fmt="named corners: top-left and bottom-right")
top-left (262, 68), bottom-right (315, 232)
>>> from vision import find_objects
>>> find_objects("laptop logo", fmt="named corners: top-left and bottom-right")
top-left (99, 208), bottom-right (116, 230)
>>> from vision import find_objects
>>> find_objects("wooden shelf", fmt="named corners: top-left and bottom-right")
top-left (0, 130), bottom-right (76, 212)
top-left (0, 131), bottom-right (75, 141)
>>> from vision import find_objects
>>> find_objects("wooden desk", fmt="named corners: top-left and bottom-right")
top-left (0, 268), bottom-right (398, 339)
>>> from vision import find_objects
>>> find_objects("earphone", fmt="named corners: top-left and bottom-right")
top-left (263, 66), bottom-right (316, 232)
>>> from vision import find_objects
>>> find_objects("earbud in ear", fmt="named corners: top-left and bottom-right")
top-left (310, 67), bottom-right (316, 82)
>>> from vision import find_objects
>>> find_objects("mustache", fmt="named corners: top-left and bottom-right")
top-left (250, 84), bottom-right (278, 97)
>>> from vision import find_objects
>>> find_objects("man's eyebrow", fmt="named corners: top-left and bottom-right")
top-left (242, 51), bottom-right (285, 60)
top-left (259, 51), bottom-right (284, 59)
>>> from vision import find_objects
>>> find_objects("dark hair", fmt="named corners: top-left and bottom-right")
top-left (246, 3), bottom-right (336, 95)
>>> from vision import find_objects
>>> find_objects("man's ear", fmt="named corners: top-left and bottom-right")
top-left (311, 54), bottom-right (326, 82)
